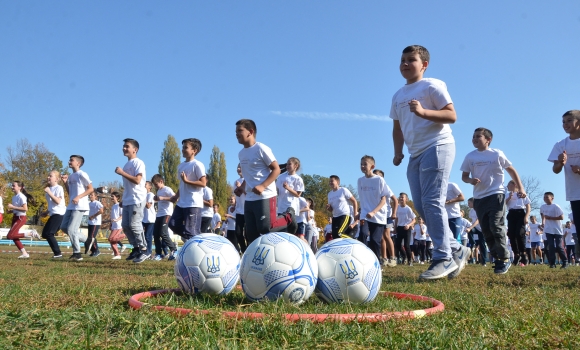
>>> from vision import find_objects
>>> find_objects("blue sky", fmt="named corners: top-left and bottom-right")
top-left (1, 1), bottom-right (579, 215)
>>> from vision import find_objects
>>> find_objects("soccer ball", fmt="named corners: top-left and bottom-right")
top-left (239, 232), bottom-right (318, 304)
top-left (174, 233), bottom-right (240, 295)
top-left (315, 238), bottom-right (382, 303)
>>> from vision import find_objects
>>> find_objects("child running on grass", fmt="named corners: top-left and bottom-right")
top-left (109, 192), bottom-right (125, 260)
top-left (151, 174), bottom-right (177, 261)
top-left (42, 171), bottom-right (66, 258)
top-left (7, 181), bottom-right (39, 258)
top-left (86, 192), bottom-right (104, 257)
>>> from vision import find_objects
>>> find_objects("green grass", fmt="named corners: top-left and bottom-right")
top-left (0, 247), bottom-right (579, 349)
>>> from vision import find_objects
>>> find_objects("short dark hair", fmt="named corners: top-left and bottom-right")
top-left (236, 119), bottom-right (257, 136)
top-left (402, 45), bottom-right (430, 63)
top-left (70, 155), bottom-right (85, 166)
top-left (468, 197), bottom-right (474, 202)
top-left (373, 169), bottom-right (384, 177)
top-left (182, 138), bottom-right (202, 155)
top-left (151, 174), bottom-right (164, 184)
top-left (329, 175), bottom-right (340, 183)
top-left (563, 110), bottom-right (580, 121)
top-left (399, 192), bottom-right (408, 199)
top-left (474, 127), bottom-right (493, 140)
top-left (123, 138), bottom-right (139, 150)
top-left (111, 191), bottom-right (121, 200)
top-left (361, 155), bottom-right (375, 164)
top-left (544, 191), bottom-right (554, 197)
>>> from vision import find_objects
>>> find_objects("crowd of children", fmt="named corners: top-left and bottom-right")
top-left (1, 45), bottom-right (578, 281)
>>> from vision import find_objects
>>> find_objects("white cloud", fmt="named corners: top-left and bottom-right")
top-left (270, 111), bottom-right (390, 122)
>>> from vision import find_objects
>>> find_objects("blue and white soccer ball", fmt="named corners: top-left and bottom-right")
top-left (174, 233), bottom-right (240, 295)
top-left (315, 238), bottom-right (382, 304)
top-left (239, 232), bottom-right (318, 304)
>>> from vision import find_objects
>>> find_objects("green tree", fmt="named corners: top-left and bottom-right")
top-left (158, 135), bottom-right (181, 191)
top-left (3, 139), bottom-right (66, 225)
top-left (207, 146), bottom-right (229, 213)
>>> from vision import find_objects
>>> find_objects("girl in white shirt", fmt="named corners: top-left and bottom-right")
top-left (108, 192), bottom-right (125, 259)
top-left (506, 180), bottom-right (531, 266)
top-left (413, 218), bottom-right (427, 264)
top-left (6, 181), bottom-right (39, 258)
top-left (41, 171), bottom-right (66, 258)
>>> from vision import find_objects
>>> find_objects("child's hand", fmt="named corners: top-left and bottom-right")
top-left (252, 184), bottom-right (265, 195)
top-left (115, 167), bottom-right (123, 175)
top-left (180, 171), bottom-right (187, 181)
top-left (61, 174), bottom-right (68, 183)
top-left (153, 195), bottom-right (159, 201)
top-left (558, 151), bottom-right (567, 165)
top-left (44, 187), bottom-right (51, 194)
top-left (393, 153), bottom-right (404, 166)
top-left (72, 196), bottom-right (80, 205)
top-left (7, 203), bottom-right (14, 209)
top-left (470, 178), bottom-right (481, 186)
top-left (366, 212), bottom-right (375, 219)
top-left (571, 165), bottom-right (580, 175)
top-left (517, 191), bottom-right (527, 199)
top-left (233, 186), bottom-right (244, 196)
top-left (409, 99), bottom-right (425, 117)
top-left (326, 204), bottom-right (333, 212)
top-left (235, 180), bottom-right (241, 188)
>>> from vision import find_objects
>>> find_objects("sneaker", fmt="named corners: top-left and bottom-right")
top-left (386, 258), bottom-right (397, 267)
top-left (92, 251), bottom-right (101, 258)
top-left (408, 262), bottom-right (413, 267)
top-left (133, 252), bottom-right (151, 264)
top-left (71, 253), bottom-right (83, 261)
top-left (448, 246), bottom-right (471, 279)
top-left (31, 230), bottom-right (40, 240)
top-left (52, 254), bottom-right (63, 259)
top-left (494, 259), bottom-right (511, 274)
top-left (112, 255), bottom-right (122, 260)
top-left (168, 250), bottom-right (177, 261)
top-left (126, 249), bottom-right (138, 261)
top-left (561, 262), bottom-right (569, 269)
top-left (84, 239), bottom-right (94, 255)
top-left (549, 264), bottom-right (556, 268)
top-left (420, 261), bottom-right (425, 265)
top-left (285, 207), bottom-right (298, 235)
top-left (18, 254), bottom-right (30, 259)
top-left (419, 259), bottom-right (458, 280)
top-left (380, 258), bottom-right (387, 266)
top-left (120, 245), bottom-right (127, 253)
top-left (154, 255), bottom-right (162, 261)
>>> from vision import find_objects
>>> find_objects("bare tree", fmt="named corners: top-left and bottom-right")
top-left (521, 176), bottom-right (543, 214)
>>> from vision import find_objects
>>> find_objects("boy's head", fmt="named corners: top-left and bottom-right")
top-left (530, 215), bottom-right (536, 223)
top-left (145, 181), bottom-right (152, 191)
top-left (111, 191), bottom-right (121, 202)
top-left (400, 45), bottom-right (430, 83)
top-left (360, 155), bottom-right (375, 175)
top-left (373, 169), bottom-right (384, 178)
top-left (398, 192), bottom-right (408, 206)
top-left (123, 138), bottom-right (139, 151)
top-left (213, 203), bottom-right (220, 212)
top-left (182, 138), bottom-right (202, 158)
top-left (562, 110), bottom-right (580, 135)
top-left (151, 174), bottom-right (164, 189)
top-left (543, 191), bottom-right (554, 204)
top-left (565, 221), bottom-right (571, 228)
top-left (69, 155), bottom-right (85, 168)
top-left (472, 127), bottom-right (493, 150)
top-left (89, 192), bottom-right (97, 201)
top-left (329, 175), bottom-right (340, 189)
top-left (467, 197), bottom-right (474, 208)
top-left (228, 195), bottom-right (236, 205)
top-left (235, 119), bottom-right (257, 146)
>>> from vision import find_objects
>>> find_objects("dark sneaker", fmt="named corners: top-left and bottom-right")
top-left (133, 252), bottom-right (151, 264)
top-left (561, 262), bottom-right (569, 269)
top-left (285, 207), bottom-right (298, 234)
top-left (448, 246), bottom-right (471, 279)
top-left (419, 259), bottom-right (458, 280)
top-left (71, 253), bottom-right (83, 261)
top-left (494, 259), bottom-right (511, 274)
top-left (92, 251), bottom-right (101, 258)
top-left (126, 249), bottom-right (138, 261)
top-left (168, 250), bottom-right (177, 261)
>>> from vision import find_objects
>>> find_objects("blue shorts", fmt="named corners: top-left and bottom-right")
top-left (531, 242), bottom-right (541, 248)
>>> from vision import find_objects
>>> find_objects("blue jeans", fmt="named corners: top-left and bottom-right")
top-left (448, 217), bottom-right (463, 243)
top-left (143, 222), bottom-right (155, 255)
top-left (60, 209), bottom-right (87, 254)
top-left (407, 143), bottom-right (460, 261)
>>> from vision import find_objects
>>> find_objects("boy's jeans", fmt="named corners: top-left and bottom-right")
top-left (407, 143), bottom-right (460, 261)
top-left (474, 193), bottom-right (510, 260)
top-left (122, 202), bottom-right (147, 251)
top-left (60, 209), bottom-right (88, 254)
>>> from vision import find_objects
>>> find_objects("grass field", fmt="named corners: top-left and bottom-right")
top-left (0, 246), bottom-right (579, 349)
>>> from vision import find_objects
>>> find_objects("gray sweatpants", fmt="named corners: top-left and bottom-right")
top-left (122, 202), bottom-right (146, 251)
top-left (474, 193), bottom-right (509, 260)
top-left (60, 210), bottom-right (88, 254)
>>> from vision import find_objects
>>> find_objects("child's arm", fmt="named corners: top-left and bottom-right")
top-left (252, 161), bottom-right (281, 195)
top-left (392, 121), bottom-right (405, 166)
top-left (348, 196), bottom-right (358, 219)
top-left (44, 187), bottom-right (62, 205)
top-left (405, 217), bottom-right (416, 231)
top-left (524, 203), bottom-right (531, 224)
top-left (203, 197), bottom-right (213, 208)
top-left (445, 192), bottom-right (464, 206)
top-left (468, 219), bottom-right (479, 231)
top-left (115, 167), bottom-right (142, 185)
top-left (552, 151), bottom-right (566, 174)
top-left (169, 190), bottom-right (180, 203)
top-left (233, 180), bottom-right (246, 196)
top-left (61, 174), bottom-right (69, 193)
top-left (505, 166), bottom-right (527, 198)
top-left (409, 101), bottom-right (456, 124)
top-left (90, 206), bottom-right (104, 221)
top-left (366, 196), bottom-right (386, 219)
top-left (7, 202), bottom-right (27, 212)
top-left (180, 173), bottom-right (207, 188)
top-left (72, 184), bottom-right (94, 205)
top-left (390, 195), bottom-right (398, 220)
top-left (462, 171), bottom-right (481, 186)
top-left (283, 182), bottom-right (302, 198)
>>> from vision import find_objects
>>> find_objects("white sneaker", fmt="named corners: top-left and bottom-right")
top-left (112, 255), bottom-right (122, 260)
top-left (31, 230), bottom-right (41, 240)
top-left (18, 254), bottom-right (30, 259)
top-left (120, 246), bottom-right (126, 253)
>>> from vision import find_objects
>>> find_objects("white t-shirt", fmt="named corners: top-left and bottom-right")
top-left (122, 158), bottom-right (147, 206)
top-left (548, 137), bottom-right (580, 201)
top-left (309, 209), bottom-right (315, 226)
top-left (460, 148), bottom-right (512, 199)
top-left (389, 78), bottom-right (454, 157)
top-left (234, 177), bottom-right (246, 215)
top-left (397, 206), bottom-right (416, 227)
top-left (565, 227), bottom-right (576, 245)
top-left (445, 182), bottom-right (463, 219)
top-left (528, 223), bottom-right (543, 243)
top-left (540, 203), bottom-right (564, 235)
top-left (460, 218), bottom-right (471, 240)
top-left (468, 208), bottom-right (481, 231)
top-left (296, 197), bottom-right (309, 224)
top-left (413, 224), bottom-right (427, 240)
top-left (212, 213), bottom-right (222, 229)
top-left (46, 185), bottom-right (66, 216)
top-left (143, 192), bottom-right (156, 223)
top-left (176, 159), bottom-right (206, 208)
top-left (12, 193), bottom-right (27, 216)
top-left (226, 206), bottom-right (236, 230)
top-left (506, 191), bottom-right (531, 210)
top-left (88, 200), bottom-right (104, 225)
top-left (201, 187), bottom-right (214, 218)
top-left (324, 224), bottom-right (332, 235)
top-left (67, 170), bottom-right (92, 210)
top-left (238, 142), bottom-right (277, 201)
top-left (327, 187), bottom-right (353, 217)
top-left (110, 203), bottom-right (123, 230)
top-left (276, 173), bottom-right (304, 214)
top-left (155, 186), bottom-right (175, 217)
top-left (358, 175), bottom-right (393, 225)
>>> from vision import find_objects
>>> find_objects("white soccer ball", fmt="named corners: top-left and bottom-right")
top-left (240, 232), bottom-right (318, 304)
top-left (174, 233), bottom-right (240, 295)
top-left (315, 238), bottom-right (382, 303)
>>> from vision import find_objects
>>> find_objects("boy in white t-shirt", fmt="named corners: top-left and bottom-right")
top-left (540, 192), bottom-right (567, 268)
top-left (461, 128), bottom-right (526, 274)
top-left (445, 182), bottom-right (465, 242)
top-left (413, 217), bottom-right (427, 264)
top-left (61, 155), bottom-right (94, 261)
top-left (549, 110), bottom-right (580, 241)
top-left (234, 119), bottom-right (296, 244)
top-left (200, 185), bottom-right (214, 233)
top-left (324, 217), bottom-right (333, 243)
top-left (86, 192), bottom-right (104, 257)
top-left (142, 181), bottom-right (156, 258)
top-left (528, 215), bottom-right (543, 264)
top-left (357, 155), bottom-right (395, 260)
top-left (327, 175), bottom-right (358, 240)
top-left (373, 169), bottom-right (398, 268)
top-left (42, 171), bottom-right (66, 258)
top-left (212, 204), bottom-right (222, 232)
top-left (563, 221), bottom-right (576, 265)
top-left (390, 45), bottom-right (466, 279)
top-left (233, 164), bottom-right (247, 253)
top-left (224, 196), bottom-right (240, 251)
top-left (506, 179), bottom-right (532, 266)
top-left (115, 138), bottom-right (149, 263)
top-left (151, 174), bottom-right (177, 260)
top-left (276, 157), bottom-right (304, 235)
top-left (395, 193), bottom-right (416, 266)
top-left (467, 197), bottom-right (487, 266)
top-left (168, 138), bottom-right (207, 242)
